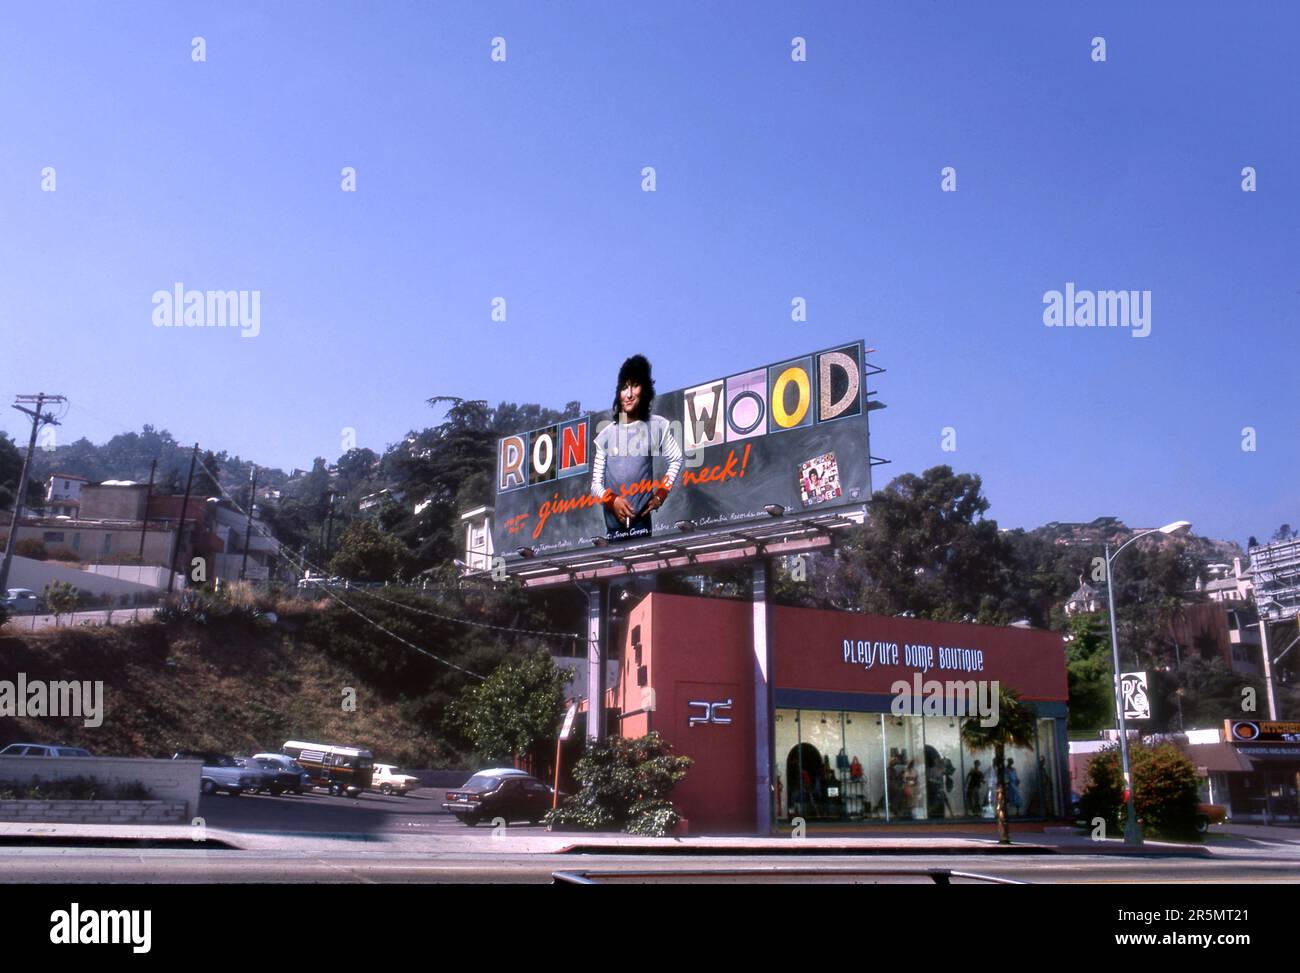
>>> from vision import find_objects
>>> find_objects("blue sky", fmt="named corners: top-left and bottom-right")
top-left (1, 1), bottom-right (1295, 548)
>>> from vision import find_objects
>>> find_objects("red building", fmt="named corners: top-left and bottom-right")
top-left (614, 592), bottom-right (1070, 832)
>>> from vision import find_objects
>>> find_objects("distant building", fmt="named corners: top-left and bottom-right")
top-left (1165, 601), bottom-right (1262, 675)
top-left (42, 473), bottom-right (88, 518)
top-left (1064, 576), bottom-right (1102, 616)
top-left (206, 498), bottom-right (277, 581)
top-left (359, 487), bottom-right (406, 517)
top-left (460, 505), bottom-right (494, 572)
top-left (0, 480), bottom-right (229, 585)
top-left (1250, 536), bottom-right (1300, 622)
top-left (1193, 557), bottom-right (1254, 604)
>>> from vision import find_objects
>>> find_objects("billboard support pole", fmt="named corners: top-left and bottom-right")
top-left (752, 558), bottom-right (774, 834)
top-left (1257, 619), bottom-right (1279, 720)
top-left (586, 581), bottom-right (609, 745)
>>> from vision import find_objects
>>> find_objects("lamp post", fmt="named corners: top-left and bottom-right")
top-left (1104, 519), bottom-right (1191, 846)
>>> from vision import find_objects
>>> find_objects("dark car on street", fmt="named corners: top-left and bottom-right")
top-left (442, 768), bottom-right (558, 826)
top-left (252, 753), bottom-right (313, 795)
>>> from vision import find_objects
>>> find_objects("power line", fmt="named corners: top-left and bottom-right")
top-left (184, 455), bottom-right (567, 640)
top-left (346, 584), bottom-right (582, 641)
top-left (189, 453), bottom-right (573, 660)
top-left (309, 581), bottom-right (487, 680)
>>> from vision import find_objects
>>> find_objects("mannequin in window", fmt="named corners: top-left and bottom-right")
top-left (926, 755), bottom-right (946, 818)
top-left (965, 760), bottom-right (984, 816)
top-left (1005, 758), bottom-right (1022, 816)
top-left (903, 758), bottom-right (919, 813)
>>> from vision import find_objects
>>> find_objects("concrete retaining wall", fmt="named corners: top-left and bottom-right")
top-left (0, 756), bottom-right (201, 819)
top-left (0, 799), bottom-right (188, 824)
top-left (8, 556), bottom-right (164, 602)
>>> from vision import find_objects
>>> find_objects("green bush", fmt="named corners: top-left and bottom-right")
top-left (15, 539), bottom-right (47, 560)
top-left (544, 732), bottom-right (692, 836)
top-left (1078, 741), bottom-right (1201, 838)
top-left (155, 589), bottom-right (264, 628)
top-left (0, 776), bottom-right (154, 801)
top-left (43, 580), bottom-right (79, 618)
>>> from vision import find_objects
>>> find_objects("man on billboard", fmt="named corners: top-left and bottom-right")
top-left (590, 354), bottom-right (683, 541)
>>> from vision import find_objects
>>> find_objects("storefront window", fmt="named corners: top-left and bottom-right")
top-left (842, 712), bottom-right (884, 819)
top-left (774, 709), bottom-right (800, 821)
top-left (884, 715), bottom-right (926, 820)
top-left (960, 726), bottom-right (997, 819)
top-left (1033, 719), bottom-right (1061, 817)
top-left (1003, 738), bottom-right (1037, 819)
top-left (801, 711), bottom-right (845, 820)
top-left (774, 710), bottom-right (1064, 825)
top-left (921, 717), bottom-right (963, 820)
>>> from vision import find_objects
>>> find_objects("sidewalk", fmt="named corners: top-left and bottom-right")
top-left (0, 821), bottom-right (1214, 857)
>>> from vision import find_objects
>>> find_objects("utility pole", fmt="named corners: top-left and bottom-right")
top-left (240, 466), bottom-right (258, 581)
top-left (138, 459), bottom-right (156, 559)
top-left (323, 491), bottom-right (337, 564)
top-left (166, 444), bottom-right (199, 596)
top-left (0, 393), bottom-right (66, 596)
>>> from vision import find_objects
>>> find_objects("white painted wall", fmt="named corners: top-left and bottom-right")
top-left (81, 564), bottom-right (181, 589)
top-left (8, 556), bottom-right (169, 601)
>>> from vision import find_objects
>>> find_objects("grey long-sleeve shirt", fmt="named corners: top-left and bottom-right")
top-left (590, 415), bottom-right (683, 503)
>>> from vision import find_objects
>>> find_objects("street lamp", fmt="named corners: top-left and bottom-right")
top-left (1104, 519), bottom-right (1191, 846)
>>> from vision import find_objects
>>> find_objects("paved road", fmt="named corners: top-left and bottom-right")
top-left (2, 786), bottom-right (1298, 883)
top-left (3, 839), bottom-right (1299, 883)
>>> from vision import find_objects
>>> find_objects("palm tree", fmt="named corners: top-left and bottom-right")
top-left (960, 685), bottom-right (1038, 844)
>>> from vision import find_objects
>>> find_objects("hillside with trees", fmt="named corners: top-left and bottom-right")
top-left (9, 402), bottom-right (1295, 747)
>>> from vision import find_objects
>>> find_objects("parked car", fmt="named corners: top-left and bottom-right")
top-left (1196, 802), bottom-right (1228, 833)
top-left (442, 769), bottom-right (558, 826)
top-left (0, 743), bottom-right (92, 757)
top-left (2, 589), bottom-right (45, 614)
top-left (1071, 796), bottom-right (1229, 835)
top-left (251, 753), bottom-right (313, 795)
top-left (371, 763), bottom-right (420, 796)
top-left (233, 756), bottom-right (285, 795)
top-left (173, 750), bottom-right (260, 797)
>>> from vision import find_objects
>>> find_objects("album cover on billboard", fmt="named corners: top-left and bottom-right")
top-left (799, 452), bottom-right (842, 506)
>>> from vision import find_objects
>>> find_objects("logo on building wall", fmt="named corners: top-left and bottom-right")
top-left (688, 699), bottom-right (733, 727)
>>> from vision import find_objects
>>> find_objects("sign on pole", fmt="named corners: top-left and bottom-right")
top-left (1120, 671), bottom-right (1150, 720)
top-left (559, 703), bottom-right (578, 742)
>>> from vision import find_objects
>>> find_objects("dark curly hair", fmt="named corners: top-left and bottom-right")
top-left (612, 354), bottom-right (655, 421)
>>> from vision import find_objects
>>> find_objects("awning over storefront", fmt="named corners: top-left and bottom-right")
top-left (1184, 743), bottom-right (1253, 773)
top-left (1235, 745), bottom-right (1300, 768)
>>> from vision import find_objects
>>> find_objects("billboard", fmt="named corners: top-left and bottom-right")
top-left (493, 341), bottom-right (874, 559)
